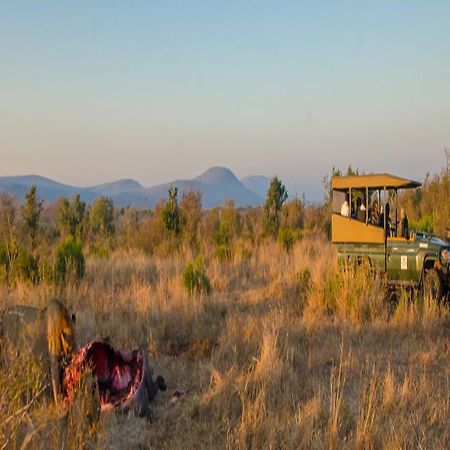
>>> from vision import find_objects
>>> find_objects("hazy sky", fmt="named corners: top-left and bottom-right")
top-left (1, 1), bottom-right (449, 200)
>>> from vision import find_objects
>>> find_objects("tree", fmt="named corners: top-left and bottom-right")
top-left (0, 193), bottom-right (19, 269)
top-left (162, 187), bottom-right (181, 235)
top-left (322, 166), bottom-right (342, 207)
top-left (180, 190), bottom-right (202, 245)
top-left (281, 197), bottom-right (304, 229)
top-left (263, 176), bottom-right (288, 237)
top-left (214, 200), bottom-right (241, 261)
top-left (22, 185), bottom-right (43, 252)
top-left (90, 196), bottom-right (115, 238)
top-left (58, 194), bottom-right (86, 241)
top-left (221, 200), bottom-right (241, 237)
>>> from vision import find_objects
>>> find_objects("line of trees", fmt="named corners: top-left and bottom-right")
top-left (2, 165), bottom-right (449, 287)
top-left (399, 167), bottom-right (450, 236)
top-left (0, 176), bottom-right (316, 285)
top-left (0, 190), bottom-right (116, 285)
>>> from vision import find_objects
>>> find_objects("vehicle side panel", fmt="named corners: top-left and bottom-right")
top-left (332, 214), bottom-right (384, 244)
top-left (386, 239), bottom-right (421, 283)
top-left (337, 243), bottom-right (386, 272)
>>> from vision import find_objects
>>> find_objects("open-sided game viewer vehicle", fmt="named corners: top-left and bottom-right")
top-left (331, 173), bottom-right (450, 300)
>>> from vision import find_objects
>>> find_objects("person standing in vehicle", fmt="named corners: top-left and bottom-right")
top-left (370, 200), bottom-right (379, 225)
top-left (399, 208), bottom-right (409, 239)
top-left (379, 203), bottom-right (392, 235)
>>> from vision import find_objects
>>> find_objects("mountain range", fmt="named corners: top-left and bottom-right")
top-left (0, 167), bottom-right (273, 209)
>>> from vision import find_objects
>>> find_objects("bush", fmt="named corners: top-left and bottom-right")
top-left (0, 245), bottom-right (8, 283)
top-left (324, 271), bottom-right (342, 314)
top-left (55, 236), bottom-right (85, 284)
top-left (411, 213), bottom-right (434, 234)
top-left (278, 227), bottom-right (294, 251)
top-left (182, 257), bottom-right (211, 295)
top-left (214, 225), bottom-right (233, 262)
top-left (215, 244), bottom-right (232, 262)
top-left (12, 247), bottom-right (39, 284)
top-left (278, 227), bottom-right (302, 252)
top-left (89, 242), bottom-right (111, 259)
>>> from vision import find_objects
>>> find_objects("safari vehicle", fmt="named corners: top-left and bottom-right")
top-left (331, 173), bottom-right (450, 299)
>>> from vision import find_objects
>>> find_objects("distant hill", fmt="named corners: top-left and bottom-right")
top-left (0, 175), bottom-right (98, 203)
top-left (90, 179), bottom-right (143, 196)
top-left (0, 167), bottom-right (263, 209)
top-left (240, 175), bottom-right (271, 199)
top-left (111, 167), bottom-right (263, 208)
top-left (194, 167), bottom-right (262, 208)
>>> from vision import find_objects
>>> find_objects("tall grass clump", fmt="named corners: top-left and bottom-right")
top-left (182, 256), bottom-right (211, 296)
top-left (0, 347), bottom-right (47, 448)
top-left (355, 367), bottom-right (379, 448)
top-left (312, 262), bottom-right (387, 324)
top-left (327, 343), bottom-right (348, 449)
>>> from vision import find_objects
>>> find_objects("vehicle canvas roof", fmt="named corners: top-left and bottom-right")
top-left (331, 173), bottom-right (421, 190)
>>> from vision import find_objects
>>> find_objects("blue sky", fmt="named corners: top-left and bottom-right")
top-left (1, 1), bottom-right (449, 200)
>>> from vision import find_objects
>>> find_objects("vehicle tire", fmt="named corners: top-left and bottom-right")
top-left (422, 268), bottom-right (445, 302)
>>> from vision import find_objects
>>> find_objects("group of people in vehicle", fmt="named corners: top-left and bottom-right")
top-left (340, 195), bottom-right (409, 238)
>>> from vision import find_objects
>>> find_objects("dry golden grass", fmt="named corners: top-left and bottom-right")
top-left (1, 234), bottom-right (450, 449)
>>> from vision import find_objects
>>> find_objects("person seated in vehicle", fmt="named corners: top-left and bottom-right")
top-left (378, 203), bottom-right (392, 235)
top-left (378, 205), bottom-right (383, 226)
top-left (340, 194), bottom-right (350, 217)
top-left (399, 208), bottom-right (409, 239)
top-left (356, 197), bottom-right (366, 222)
top-left (351, 199), bottom-right (357, 219)
top-left (370, 200), bottom-right (379, 225)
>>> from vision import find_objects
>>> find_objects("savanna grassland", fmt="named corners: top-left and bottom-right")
top-left (2, 239), bottom-right (450, 449)
top-left (1, 172), bottom-right (450, 449)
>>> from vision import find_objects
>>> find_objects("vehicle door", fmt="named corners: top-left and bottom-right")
top-left (386, 238), bottom-right (420, 283)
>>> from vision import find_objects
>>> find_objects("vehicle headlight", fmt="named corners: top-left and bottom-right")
top-left (440, 248), bottom-right (450, 265)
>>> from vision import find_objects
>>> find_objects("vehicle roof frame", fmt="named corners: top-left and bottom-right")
top-left (331, 173), bottom-right (421, 191)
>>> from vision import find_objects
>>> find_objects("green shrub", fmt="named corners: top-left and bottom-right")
top-left (162, 186), bottom-right (181, 235)
top-left (324, 271), bottom-right (342, 314)
top-left (89, 242), bottom-right (111, 259)
top-left (263, 176), bottom-right (288, 237)
top-left (0, 245), bottom-right (8, 283)
top-left (278, 227), bottom-right (302, 252)
top-left (215, 244), bottom-right (232, 262)
top-left (12, 247), bottom-right (39, 284)
top-left (278, 227), bottom-right (294, 251)
top-left (411, 213), bottom-right (434, 234)
top-left (214, 224), bottom-right (233, 262)
top-left (182, 257), bottom-right (211, 295)
top-left (55, 236), bottom-right (85, 284)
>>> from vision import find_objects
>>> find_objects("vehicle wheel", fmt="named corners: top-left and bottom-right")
top-left (422, 268), bottom-right (445, 301)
